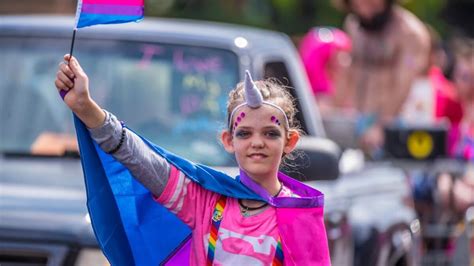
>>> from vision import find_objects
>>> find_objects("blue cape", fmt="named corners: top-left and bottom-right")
top-left (74, 115), bottom-right (264, 265)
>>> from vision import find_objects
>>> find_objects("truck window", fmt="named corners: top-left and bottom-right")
top-left (264, 61), bottom-right (308, 133)
top-left (0, 36), bottom-right (239, 166)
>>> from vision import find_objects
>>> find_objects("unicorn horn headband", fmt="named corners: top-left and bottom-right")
top-left (228, 70), bottom-right (290, 131)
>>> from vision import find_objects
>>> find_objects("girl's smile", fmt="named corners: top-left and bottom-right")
top-left (247, 153), bottom-right (268, 160)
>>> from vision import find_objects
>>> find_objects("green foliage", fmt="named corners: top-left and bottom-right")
top-left (146, 0), bottom-right (447, 37)
top-left (402, 0), bottom-right (447, 36)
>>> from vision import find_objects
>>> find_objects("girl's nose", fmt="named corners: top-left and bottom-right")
top-left (250, 136), bottom-right (265, 148)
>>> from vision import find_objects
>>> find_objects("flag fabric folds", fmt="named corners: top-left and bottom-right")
top-left (73, 115), bottom-right (263, 265)
top-left (74, 0), bottom-right (144, 29)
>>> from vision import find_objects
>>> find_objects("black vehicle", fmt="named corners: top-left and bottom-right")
top-left (0, 15), bottom-right (418, 265)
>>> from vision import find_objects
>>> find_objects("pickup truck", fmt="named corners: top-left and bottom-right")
top-left (0, 15), bottom-right (418, 265)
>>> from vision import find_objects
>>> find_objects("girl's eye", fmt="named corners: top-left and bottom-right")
top-left (235, 130), bottom-right (250, 138)
top-left (265, 130), bottom-right (282, 138)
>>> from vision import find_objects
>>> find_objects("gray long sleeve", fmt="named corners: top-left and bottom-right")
top-left (88, 111), bottom-right (170, 197)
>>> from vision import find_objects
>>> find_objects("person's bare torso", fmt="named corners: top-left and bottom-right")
top-left (345, 6), bottom-right (430, 118)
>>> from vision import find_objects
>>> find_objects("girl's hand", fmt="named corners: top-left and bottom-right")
top-left (54, 54), bottom-right (105, 128)
top-left (55, 54), bottom-right (91, 113)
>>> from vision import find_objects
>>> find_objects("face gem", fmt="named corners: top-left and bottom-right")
top-left (270, 116), bottom-right (281, 126)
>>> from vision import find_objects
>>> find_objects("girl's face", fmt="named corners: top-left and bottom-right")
top-left (221, 105), bottom-right (299, 180)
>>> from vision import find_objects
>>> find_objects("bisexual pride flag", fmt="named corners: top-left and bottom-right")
top-left (74, 0), bottom-right (144, 29)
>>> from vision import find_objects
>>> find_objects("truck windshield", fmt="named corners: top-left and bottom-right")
top-left (0, 36), bottom-right (239, 166)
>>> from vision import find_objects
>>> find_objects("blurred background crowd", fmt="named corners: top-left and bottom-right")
top-left (2, 0), bottom-right (471, 160)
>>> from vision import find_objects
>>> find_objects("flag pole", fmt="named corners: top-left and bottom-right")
top-left (70, 0), bottom-right (81, 63)
top-left (69, 29), bottom-right (77, 62)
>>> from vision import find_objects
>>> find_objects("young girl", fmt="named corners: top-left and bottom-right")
top-left (55, 55), bottom-right (330, 265)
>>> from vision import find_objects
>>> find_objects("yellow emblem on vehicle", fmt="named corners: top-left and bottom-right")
top-left (407, 131), bottom-right (433, 159)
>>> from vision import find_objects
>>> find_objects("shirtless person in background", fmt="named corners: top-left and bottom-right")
top-left (333, 0), bottom-right (431, 156)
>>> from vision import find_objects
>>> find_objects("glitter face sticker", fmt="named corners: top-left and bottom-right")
top-left (233, 112), bottom-right (246, 129)
top-left (271, 115), bottom-right (281, 126)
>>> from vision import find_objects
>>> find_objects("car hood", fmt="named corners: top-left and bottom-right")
top-left (307, 164), bottom-right (417, 231)
top-left (0, 156), bottom-right (96, 246)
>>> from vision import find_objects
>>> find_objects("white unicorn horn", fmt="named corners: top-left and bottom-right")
top-left (244, 70), bottom-right (263, 108)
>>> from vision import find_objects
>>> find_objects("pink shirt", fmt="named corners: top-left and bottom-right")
top-left (155, 165), bottom-right (294, 265)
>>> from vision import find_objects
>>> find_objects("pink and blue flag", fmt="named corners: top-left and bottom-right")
top-left (74, 0), bottom-right (144, 29)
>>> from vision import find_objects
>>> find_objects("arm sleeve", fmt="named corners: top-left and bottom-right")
top-left (88, 110), bottom-right (170, 197)
top-left (155, 164), bottom-right (218, 229)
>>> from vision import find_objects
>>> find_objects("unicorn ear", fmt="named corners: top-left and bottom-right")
top-left (244, 70), bottom-right (263, 108)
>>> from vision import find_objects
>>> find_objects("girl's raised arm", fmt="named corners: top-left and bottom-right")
top-left (54, 55), bottom-right (171, 196)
